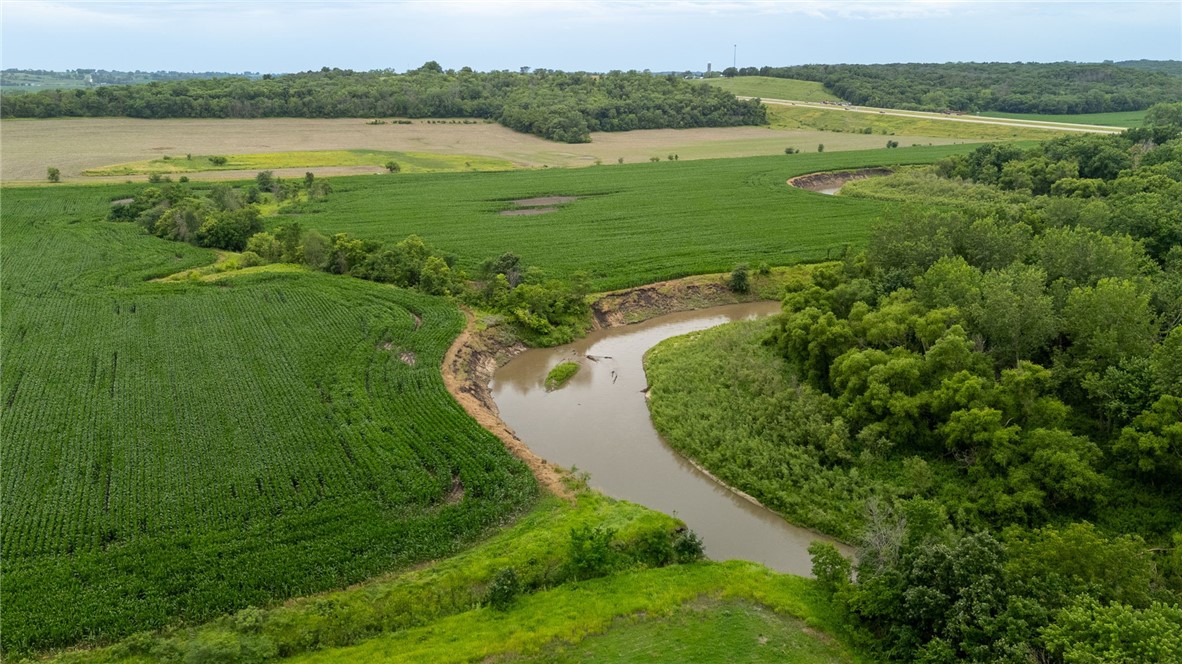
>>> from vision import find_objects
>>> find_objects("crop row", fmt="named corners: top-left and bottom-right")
top-left (1, 194), bottom-right (535, 652)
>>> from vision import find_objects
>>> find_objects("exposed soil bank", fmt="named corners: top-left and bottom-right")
top-left (441, 270), bottom-right (797, 500)
top-left (787, 167), bottom-right (892, 194)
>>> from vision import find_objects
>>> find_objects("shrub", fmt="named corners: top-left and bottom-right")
top-left (818, 144), bottom-right (825, 153)
top-left (672, 530), bottom-right (705, 562)
top-left (385, 161), bottom-right (401, 173)
top-left (209, 156), bottom-right (228, 166)
top-left (569, 526), bottom-right (617, 580)
top-left (46, 167), bottom-right (60, 183)
top-left (486, 568), bottom-right (520, 611)
top-left (728, 264), bottom-right (750, 294)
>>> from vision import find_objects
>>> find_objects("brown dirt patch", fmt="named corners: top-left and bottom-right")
top-left (110, 197), bottom-right (134, 206)
top-left (442, 312), bottom-right (573, 500)
top-left (499, 207), bottom-right (558, 216)
top-left (399, 352), bottom-right (417, 366)
top-left (787, 167), bottom-right (892, 192)
top-left (442, 474), bottom-right (464, 505)
top-left (513, 196), bottom-right (578, 206)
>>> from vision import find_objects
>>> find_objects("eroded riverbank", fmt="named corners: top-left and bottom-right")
top-left (486, 303), bottom-right (848, 575)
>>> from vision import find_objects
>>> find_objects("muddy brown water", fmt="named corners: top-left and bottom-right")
top-left (491, 302), bottom-right (849, 576)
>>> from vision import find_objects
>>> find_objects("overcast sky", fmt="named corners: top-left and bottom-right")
top-left (2, 1), bottom-right (1180, 73)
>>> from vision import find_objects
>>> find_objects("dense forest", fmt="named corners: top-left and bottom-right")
top-left (737, 62), bottom-right (1182, 114)
top-left (0, 65), bottom-right (766, 143)
top-left (648, 103), bottom-right (1182, 662)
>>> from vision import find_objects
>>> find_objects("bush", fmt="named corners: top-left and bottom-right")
top-left (46, 167), bottom-right (60, 183)
top-left (385, 161), bottom-right (401, 173)
top-left (728, 264), bottom-right (750, 294)
top-left (486, 568), bottom-right (520, 611)
top-left (672, 530), bottom-right (705, 562)
top-left (209, 156), bottom-right (228, 166)
top-left (569, 525), bottom-right (617, 580)
top-left (818, 144), bottom-right (825, 153)
top-left (238, 251), bottom-right (263, 268)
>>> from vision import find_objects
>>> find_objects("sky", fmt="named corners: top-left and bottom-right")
top-left (2, 1), bottom-right (1180, 74)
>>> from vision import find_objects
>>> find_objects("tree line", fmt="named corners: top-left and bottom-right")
top-left (777, 104), bottom-right (1182, 661)
top-left (2, 64), bottom-right (766, 143)
top-left (730, 62), bottom-right (1182, 114)
top-left (110, 173), bottom-right (592, 345)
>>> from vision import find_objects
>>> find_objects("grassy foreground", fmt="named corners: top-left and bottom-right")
top-left (292, 565), bottom-right (855, 664)
top-left (82, 149), bottom-right (516, 176)
top-left (38, 493), bottom-right (859, 664)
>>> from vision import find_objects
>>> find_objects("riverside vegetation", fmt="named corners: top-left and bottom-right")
top-left (645, 103), bottom-right (1182, 662)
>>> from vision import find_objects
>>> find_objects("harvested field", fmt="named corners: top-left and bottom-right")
top-left (0, 117), bottom-right (973, 183)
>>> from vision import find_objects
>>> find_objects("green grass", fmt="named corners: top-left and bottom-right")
top-left (0, 185), bottom-right (536, 653)
top-left (518, 599), bottom-right (850, 663)
top-left (699, 76), bottom-right (841, 103)
top-left (977, 110), bottom-right (1145, 128)
top-left (290, 562), bottom-right (859, 664)
top-left (766, 105), bottom-right (1070, 141)
top-left (545, 362), bottom-right (581, 391)
top-left (271, 145), bottom-right (979, 291)
top-left (645, 319), bottom-right (884, 541)
top-left (82, 149), bottom-right (516, 176)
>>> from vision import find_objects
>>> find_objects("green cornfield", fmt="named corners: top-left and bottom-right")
top-left (0, 186), bottom-right (536, 652)
top-left (270, 145), bottom-right (977, 290)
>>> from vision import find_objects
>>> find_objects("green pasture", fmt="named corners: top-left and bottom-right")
top-left (977, 109), bottom-right (1145, 128)
top-left (699, 76), bottom-right (841, 103)
top-left (272, 145), bottom-right (979, 291)
top-left (0, 185), bottom-right (535, 653)
top-left (82, 149), bottom-right (516, 176)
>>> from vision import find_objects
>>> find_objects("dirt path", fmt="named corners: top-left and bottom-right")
top-left (745, 97), bottom-right (1124, 134)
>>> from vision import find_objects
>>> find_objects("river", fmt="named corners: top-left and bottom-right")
top-left (490, 302), bottom-right (847, 577)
